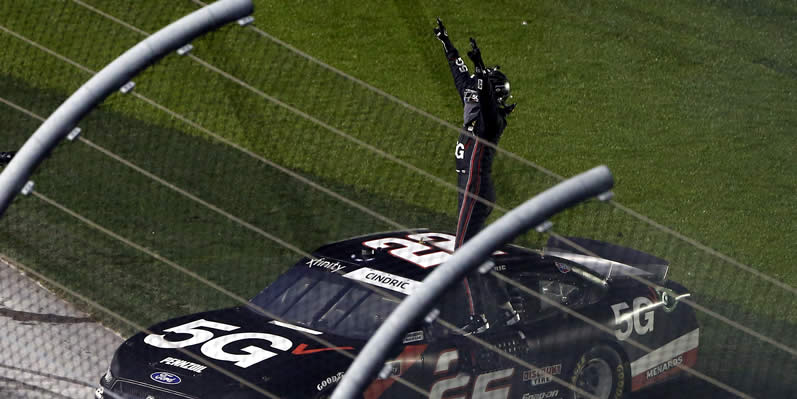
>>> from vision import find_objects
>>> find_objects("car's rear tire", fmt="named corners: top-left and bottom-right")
top-left (569, 345), bottom-right (628, 399)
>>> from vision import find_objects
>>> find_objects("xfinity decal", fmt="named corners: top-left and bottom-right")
top-left (150, 372), bottom-right (181, 385)
top-left (343, 268), bottom-right (421, 295)
top-left (306, 258), bottom-right (347, 273)
top-left (160, 357), bottom-right (207, 373)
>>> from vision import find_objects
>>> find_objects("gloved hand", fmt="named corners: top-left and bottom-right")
top-left (467, 37), bottom-right (486, 74)
top-left (0, 151), bottom-right (15, 165)
top-left (434, 18), bottom-right (455, 56)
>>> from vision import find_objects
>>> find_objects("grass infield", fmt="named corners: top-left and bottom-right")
top-left (0, 0), bottom-right (794, 396)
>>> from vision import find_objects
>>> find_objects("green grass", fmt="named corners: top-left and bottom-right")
top-left (1, 0), bottom-right (795, 397)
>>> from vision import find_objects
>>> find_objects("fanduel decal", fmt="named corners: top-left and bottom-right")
top-left (343, 268), bottom-right (421, 295)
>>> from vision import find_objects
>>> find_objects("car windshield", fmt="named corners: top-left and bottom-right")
top-left (250, 267), bottom-right (402, 340)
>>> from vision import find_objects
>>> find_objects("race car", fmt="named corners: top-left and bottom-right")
top-left (96, 230), bottom-right (698, 399)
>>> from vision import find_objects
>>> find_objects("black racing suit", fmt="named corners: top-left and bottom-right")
top-left (442, 44), bottom-right (510, 320)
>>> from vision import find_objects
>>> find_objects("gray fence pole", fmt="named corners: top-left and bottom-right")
top-left (332, 165), bottom-right (614, 399)
top-left (0, 0), bottom-right (253, 218)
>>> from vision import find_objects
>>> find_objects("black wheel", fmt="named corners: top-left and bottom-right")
top-left (569, 345), bottom-right (628, 399)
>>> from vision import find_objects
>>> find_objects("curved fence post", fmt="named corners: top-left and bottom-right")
top-left (0, 0), bottom-right (254, 218)
top-left (332, 165), bottom-right (614, 399)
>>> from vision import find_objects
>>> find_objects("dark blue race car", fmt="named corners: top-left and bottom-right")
top-left (96, 230), bottom-right (698, 399)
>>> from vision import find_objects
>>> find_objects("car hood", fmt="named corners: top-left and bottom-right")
top-left (112, 307), bottom-right (366, 398)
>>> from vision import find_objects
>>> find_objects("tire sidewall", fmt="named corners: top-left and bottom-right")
top-left (569, 345), bottom-right (628, 399)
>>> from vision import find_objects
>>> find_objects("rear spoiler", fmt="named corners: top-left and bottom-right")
top-left (544, 236), bottom-right (669, 282)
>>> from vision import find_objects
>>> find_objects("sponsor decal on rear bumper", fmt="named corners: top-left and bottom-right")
top-left (630, 328), bottom-right (699, 391)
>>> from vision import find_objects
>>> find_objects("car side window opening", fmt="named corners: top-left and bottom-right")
top-left (509, 268), bottom-right (605, 323)
top-left (539, 279), bottom-right (586, 310)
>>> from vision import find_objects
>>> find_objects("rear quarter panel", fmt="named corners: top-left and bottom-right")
top-left (606, 281), bottom-right (699, 392)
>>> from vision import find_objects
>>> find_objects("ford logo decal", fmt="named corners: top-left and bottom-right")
top-left (150, 371), bottom-right (181, 385)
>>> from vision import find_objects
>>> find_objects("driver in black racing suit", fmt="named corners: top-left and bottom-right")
top-left (434, 19), bottom-right (518, 335)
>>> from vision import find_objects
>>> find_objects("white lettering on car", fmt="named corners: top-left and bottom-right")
top-left (611, 296), bottom-right (655, 341)
top-left (160, 357), bottom-right (207, 373)
top-left (522, 364), bottom-right (562, 386)
top-left (363, 233), bottom-right (505, 269)
top-left (317, 372), bottom-right (345, 391)
top-left (430, 349), bottom-right (514, 399)
top-left (144, 319), bottom-right (293, 369)
top-left (645, 355), bottom-right (683, 379)
top-left (522, 390), bottom-right (559, 399)
top-left (343, 268), bottom-right (422, 295)
top-left (305, 258), bottom-right (347, 273)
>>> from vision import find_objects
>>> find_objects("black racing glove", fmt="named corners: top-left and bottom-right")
top-left (0, 151), bottom-right (15, 165)
top-left (467, 38), bottom-right (486, 75)
top-left (434, 18), bottom-right (456, 58)
top-left (501, 103), bottom-right (517, 116)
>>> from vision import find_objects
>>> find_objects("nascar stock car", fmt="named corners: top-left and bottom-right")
top-left (96, 230), bottom-right (698, 399)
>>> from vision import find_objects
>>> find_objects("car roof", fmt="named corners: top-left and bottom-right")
top-left (291, 230), bottom-right (550, 294)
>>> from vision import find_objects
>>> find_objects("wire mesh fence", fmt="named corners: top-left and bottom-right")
top-left (1, 0), bottom-right (795, 398)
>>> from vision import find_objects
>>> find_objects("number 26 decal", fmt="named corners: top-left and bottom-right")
top-left (363, 233), bottom-right (505, 269)
top-left (144, 319), bottom-right (292, 368)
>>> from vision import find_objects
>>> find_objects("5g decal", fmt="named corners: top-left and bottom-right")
top-left (611, 297), bottom-right (655, 341)
top-left (144, 319), bottom-right (292, 368)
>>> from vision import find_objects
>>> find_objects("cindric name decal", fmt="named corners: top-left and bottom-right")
top-left (343, 268), bottom-right (422, 295)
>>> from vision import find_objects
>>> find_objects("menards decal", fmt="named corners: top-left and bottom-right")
top-left (630, 328), bottom-right (699, 391)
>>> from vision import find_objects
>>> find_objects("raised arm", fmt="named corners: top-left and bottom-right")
top-left (434, 18), bottom-right (471, 104)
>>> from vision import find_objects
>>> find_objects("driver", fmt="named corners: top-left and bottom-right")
top-left (434, 19), bottom-right (518, 335)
